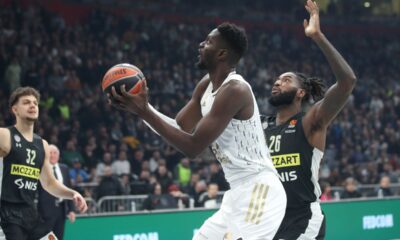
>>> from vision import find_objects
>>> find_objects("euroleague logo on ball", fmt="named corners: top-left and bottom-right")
top-left (101, 63), bottom-right (146, 96)
top-left (103, 68), bottom-right (128, 82)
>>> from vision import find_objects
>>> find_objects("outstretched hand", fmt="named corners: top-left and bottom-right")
top-left (108, 80), bottom-right (149, 115)
top-left (304, 0), bottom-right (322, 39)
top-left (72, 191), bottom-right (88, 213)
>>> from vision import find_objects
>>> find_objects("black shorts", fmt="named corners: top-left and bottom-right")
top-left (0, 202), bottom-right (50, 240)
top-left (0, 222), bottom-right (51, 240)
top-left (274, 202), bottom-right (326, 240)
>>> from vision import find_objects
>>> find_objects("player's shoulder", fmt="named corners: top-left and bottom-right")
top-left (41, 138), bottom-right (50, 149)
top-left (0, 127), bottom-right (11, 135)
top-left (227, 72), bottom-right (246, 82)
top-left (220, 78), bottom-right (251, 98)
top-left (0, 127), bottom-right (11, 142)
top-left (0, 127), bottom-right (11, 156)
top-left (223, 72), bottom-right (250, 89)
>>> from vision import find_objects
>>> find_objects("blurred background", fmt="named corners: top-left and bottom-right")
top-left (1, 0), bottom-right (399, 223)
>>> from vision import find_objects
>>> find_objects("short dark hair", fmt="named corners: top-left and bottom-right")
top-left (217, 22), bottom-right (248, 63)
top-left (293, 72), bottom-right (326, 103)
top-left (9, 87), bottom-right (41, 108)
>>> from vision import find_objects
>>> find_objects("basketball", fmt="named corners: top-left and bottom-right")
top-left (101, 63), bottom-right (146, 96)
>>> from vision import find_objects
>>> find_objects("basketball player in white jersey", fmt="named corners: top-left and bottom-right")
top-left (110, 23), bottom-right (286, 240)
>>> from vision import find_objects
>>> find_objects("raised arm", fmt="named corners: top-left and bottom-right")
top-left (303, 0), bottom-right (357, 131)
top-left (111, 79), bottom-right (251, 158)
top-left (40, 140), bottom-right (87, 213)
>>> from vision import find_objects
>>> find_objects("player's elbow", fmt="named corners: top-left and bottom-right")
top-left (184, 149), bottom-right (201, 158)
top-left (176, 118), bottom-right (194, 133)
top-left (177, 136), bottom-right (205, 158)
top-left (346, 71), bottom-right (357, 86)
top-left (40, 177), bottom-right (56, 192)
top-left (348, 74), bottom-right (357, 87)
top-left (347, 75), bottom-right (357, 93)
top-left (183, 144), bottom-right (203, 158)
top-left (339, 75), bottom-right (357, 93)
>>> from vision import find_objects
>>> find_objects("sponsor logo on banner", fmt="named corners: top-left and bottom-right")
top-left (363, 214), bottom-right (394, 230)
top-left (113, 232), bottom-right (159, 240)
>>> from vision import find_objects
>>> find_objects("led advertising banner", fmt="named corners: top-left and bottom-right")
top-left (64, 198), bottom-right (400, 240)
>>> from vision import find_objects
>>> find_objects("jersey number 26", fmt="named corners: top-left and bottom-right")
top-left (268, 135), bottom-right (281, 153)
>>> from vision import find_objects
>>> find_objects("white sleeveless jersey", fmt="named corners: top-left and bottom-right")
top-left (200, 72), bottom-right (277, 187)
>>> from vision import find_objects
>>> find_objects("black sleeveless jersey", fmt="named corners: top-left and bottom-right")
top-left (262, 113), bottom-right (323, 209)
top-left (1, 126), bottom-right (45, 206)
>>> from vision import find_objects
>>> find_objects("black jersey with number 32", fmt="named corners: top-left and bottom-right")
top-left (0, 126), bottom-right (45, 206)
top-left (263, 113), bottom-right (324, 208)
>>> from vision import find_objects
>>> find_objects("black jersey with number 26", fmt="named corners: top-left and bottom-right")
top-left (262, 113), bottom-right (324, 209)
top-left (1, 126), bottom-right (45, 206)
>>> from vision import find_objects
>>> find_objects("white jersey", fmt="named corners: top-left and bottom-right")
top-left (200, 72), bottom-right (277, 188)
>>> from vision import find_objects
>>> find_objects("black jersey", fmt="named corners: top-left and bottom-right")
top-left (0, 126), bottom-right (45, 206)
top-left (263, 113), bottom-right (323, 209)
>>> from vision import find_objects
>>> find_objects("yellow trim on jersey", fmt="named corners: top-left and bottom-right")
top-left (10, 164), bottom-right (40, 179)
top-left (272, 153), bottom-right (301, 168)
top-left (245, 183), bottom-right (269, 224)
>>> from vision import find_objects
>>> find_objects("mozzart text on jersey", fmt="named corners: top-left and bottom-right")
top-left (272, 153), bottom-right (300, 182)
top-left (10, 164), bottom-right (40, 179)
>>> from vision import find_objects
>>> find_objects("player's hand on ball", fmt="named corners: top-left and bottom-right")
top-left (73, 191), bottom-right (88, 213)
top-left (109, 79), bottom-right (149, 115)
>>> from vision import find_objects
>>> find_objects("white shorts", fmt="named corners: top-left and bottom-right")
top-left (193, 171), bottom-right (287, 240)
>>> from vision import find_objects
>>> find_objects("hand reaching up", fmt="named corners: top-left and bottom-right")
top-left (304, 0), bottom-right (322, 39)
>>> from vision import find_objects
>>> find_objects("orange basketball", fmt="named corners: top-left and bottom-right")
top-left (101, 63), bottom-right (145, 96)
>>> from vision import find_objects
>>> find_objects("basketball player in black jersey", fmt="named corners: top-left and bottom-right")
top-left (0, 87), bottom-right (87, 240)
top-left (263, 1), bottom-right (357, 239)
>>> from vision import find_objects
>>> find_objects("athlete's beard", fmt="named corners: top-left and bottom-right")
top-left (196, 55), bottom-right (210, 70)
top-left (268, 88), bottom-right (297, 107)
top-left (196, 60), bottom-right (207, 70)
top-left (196, 51), bottom-right (215, 70)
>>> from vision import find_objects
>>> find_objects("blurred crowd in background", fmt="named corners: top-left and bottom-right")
top-left (1, 0), bottom-right (399, 210)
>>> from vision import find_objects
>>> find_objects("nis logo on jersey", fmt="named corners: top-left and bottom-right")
top-left (272, 153), bottom-right (300, 182)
